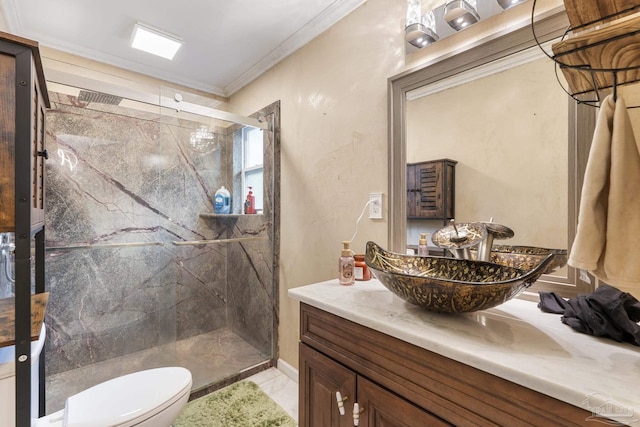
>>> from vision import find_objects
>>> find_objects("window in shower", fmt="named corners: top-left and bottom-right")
top-left (241, 127), bottom-right (263, 213)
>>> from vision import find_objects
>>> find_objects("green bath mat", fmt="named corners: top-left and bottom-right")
top-left (174, 380), bottom-right (296, 427)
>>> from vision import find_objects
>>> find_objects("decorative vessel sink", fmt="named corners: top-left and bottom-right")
top-left (485, 245), bottom-right (568, 275)
top-left (365, 241), bottom-right (553, 313)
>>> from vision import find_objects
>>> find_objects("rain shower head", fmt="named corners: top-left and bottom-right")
top-left (78, 90), bottom-right (123, 106)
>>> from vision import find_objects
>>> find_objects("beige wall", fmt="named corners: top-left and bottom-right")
top-left (229, 0), bottom-right (565, 369)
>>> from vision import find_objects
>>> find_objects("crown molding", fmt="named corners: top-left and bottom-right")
top-left (224, 0), bottom-right (367, 96)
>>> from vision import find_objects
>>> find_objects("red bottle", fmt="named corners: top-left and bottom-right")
top-left (244, 187), bottom-right (256, 214)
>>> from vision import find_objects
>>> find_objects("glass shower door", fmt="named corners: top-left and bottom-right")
top-left (44, 80), bottom-right (178, 412)
top-left (157, 86), bottom-right (276, 392)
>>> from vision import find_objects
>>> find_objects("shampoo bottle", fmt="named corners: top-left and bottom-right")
top-left (338, 241), bottom-right (355, 286)
top-left (418, 233), bottom-right (429, 256)
top-left (244, 186), bottom-right (256, 214)
top-left (214, 186), bottom-right (231, 214)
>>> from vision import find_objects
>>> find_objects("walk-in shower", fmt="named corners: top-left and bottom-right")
top-left (42, 78), bottom-right (280, 413)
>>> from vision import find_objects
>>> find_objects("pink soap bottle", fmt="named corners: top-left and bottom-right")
top-left (338, 241), bottom-right (355, 286)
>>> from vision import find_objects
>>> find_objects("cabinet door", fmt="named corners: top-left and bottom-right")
top-left (415, 161), bottom-right (443, 219)
top-left (30, 67), bottom-right (46, 230)
top-left (356, 376), bottom-right (453, 427)
top-left (407, 161), bottom-right (444, 219)
top-left (300, 343), bottom-right (356, 427)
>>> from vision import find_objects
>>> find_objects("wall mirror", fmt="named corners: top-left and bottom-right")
top-left (388, 10), bottom-right (595, 297)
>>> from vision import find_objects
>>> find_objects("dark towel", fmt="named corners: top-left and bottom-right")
top-left (538, 285), bottom-right (640, 346)
top-left (538, 292), bottom-right (567, 314)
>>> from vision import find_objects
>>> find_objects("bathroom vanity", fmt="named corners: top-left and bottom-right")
top-left (290, 280), bottom-right (639, 427)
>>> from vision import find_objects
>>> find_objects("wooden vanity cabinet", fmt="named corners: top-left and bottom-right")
top-left (301, 343), bottom-right (451, 427)
top-left (299, 303), bottom-right (599, 427)
top-left (0, 31), bottom-right (49, 233)
top-left (407, 159), bottom-right (456, 220)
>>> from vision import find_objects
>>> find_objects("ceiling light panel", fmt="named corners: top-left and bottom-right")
top-left (130, 22), bottom-right (183, 60)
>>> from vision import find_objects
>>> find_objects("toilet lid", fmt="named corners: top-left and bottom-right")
top-left (64, 367), bottom-right (192, 427)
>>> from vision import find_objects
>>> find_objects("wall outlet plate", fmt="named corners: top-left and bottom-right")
top-left (369, 193), bottom-right (383, 219)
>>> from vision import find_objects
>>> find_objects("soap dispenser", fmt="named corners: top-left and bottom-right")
top-left (214, 186), bottom-right (231, 214)
top-left (418, 233), bottom-right (429, 256)
top-left (338, 241), bottom-right (355, 286)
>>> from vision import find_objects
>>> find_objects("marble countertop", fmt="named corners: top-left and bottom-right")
top-left (289, 279), bottom-right (640, 427)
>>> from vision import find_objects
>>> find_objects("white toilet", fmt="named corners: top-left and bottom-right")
top-left (33, 366), bottom-right (192, 427)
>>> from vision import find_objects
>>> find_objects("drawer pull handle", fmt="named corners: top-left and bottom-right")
top-left (353, 402), bottom-right (365, 426)
top-left (335, 391), bottom-right (348, 415)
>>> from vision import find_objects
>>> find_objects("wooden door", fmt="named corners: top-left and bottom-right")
top-left (356, 376), bottom-right (453, 427)
top-left (300, 343), bottom-right (356, 427)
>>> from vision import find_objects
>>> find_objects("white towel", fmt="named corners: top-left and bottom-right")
top-left (568, 94), bottom-right (640, 298)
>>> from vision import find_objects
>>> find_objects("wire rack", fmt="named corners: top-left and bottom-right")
top-left (531, 0), bottom-right (640, 108)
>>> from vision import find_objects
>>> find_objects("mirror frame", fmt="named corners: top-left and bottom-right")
top-left (387, 10), bottom-right (595, 296)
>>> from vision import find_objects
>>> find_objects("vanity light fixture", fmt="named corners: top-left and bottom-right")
top-left (406, 10), bottom-right (439, 48)
top-left (497, 0), bottom-right (528, 9)
top-left (130, 22), bottom-right (183, 60)
top-left (405, 0), bottom-right (439, 48)
top-left (443, 0), bottom-right (480, 31)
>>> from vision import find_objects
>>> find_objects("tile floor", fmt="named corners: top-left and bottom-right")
top-left (246, 367), bottom-right (299, 424)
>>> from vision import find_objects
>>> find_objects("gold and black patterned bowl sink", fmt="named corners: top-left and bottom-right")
top-left (365, 241), bottom-right (553, 313)
top-left (472, 245), bottom-right (568, 275)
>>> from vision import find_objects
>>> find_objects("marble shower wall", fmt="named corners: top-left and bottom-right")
top-left (43, 91), bottom-right (279, 377)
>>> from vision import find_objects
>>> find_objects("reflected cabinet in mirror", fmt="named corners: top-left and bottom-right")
top-left (388, 10), bottom-right (595, 297)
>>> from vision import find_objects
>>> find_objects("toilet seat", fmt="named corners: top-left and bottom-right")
top-left (63, 367), bottom-right (191, 427)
